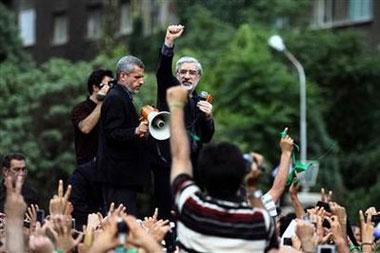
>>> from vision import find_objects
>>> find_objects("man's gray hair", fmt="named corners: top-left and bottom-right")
top-left (175, 56), bottom-right (203, 76)
top-left (116, 55), bottom-right (145, 79)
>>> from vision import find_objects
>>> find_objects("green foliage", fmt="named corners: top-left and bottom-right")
top-left (175, 0), bottom-right (311, 28)
top-left (286, 30), bottom-right (380, 196)
top-left (127, 17), bottom-right (166, 72)
top-left (0, 3), bottom-right (30, 64)
top-left (0, 54), bottom-right (156, 209)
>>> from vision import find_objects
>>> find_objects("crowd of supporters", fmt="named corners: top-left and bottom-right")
top-left (0, 86), bottom-right (379, 253)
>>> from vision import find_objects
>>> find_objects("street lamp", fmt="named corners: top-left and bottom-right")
top-left (268, 35), bottom-right (307, 162)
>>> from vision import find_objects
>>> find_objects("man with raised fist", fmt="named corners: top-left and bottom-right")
top-left (151, 25), bottom-right (215, 221)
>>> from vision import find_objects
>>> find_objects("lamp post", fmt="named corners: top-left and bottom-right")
top-left (268, 35), bottom-right (307, 162)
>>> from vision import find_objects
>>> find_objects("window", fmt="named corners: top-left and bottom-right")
top-left (348, 0), bottom-right (372, 21)
top-left (19, 8), bottom-right (36, 46)
top-left (311, 0), bottom-right (373, 28)
top-left (87, 8), bottom-right (102, 39)
top-left (119, 2), bottom-right (133, 35)
top-left (52, 14), bottom-right (68, 45)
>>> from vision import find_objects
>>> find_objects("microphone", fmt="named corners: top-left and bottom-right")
top-left (198, 91), bottom-right (213, 103)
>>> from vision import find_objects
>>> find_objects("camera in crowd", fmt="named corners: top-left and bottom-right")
top-left (96, 79), bottom-right (117, 101)
top-left (317, 244), bottom-right (336, 253)
top-left (371, 214), bottom-right (380, 224)
top-left (242, 153), bottom-right (264, 173)
top-left (98, 79), bottom-right (117, 89)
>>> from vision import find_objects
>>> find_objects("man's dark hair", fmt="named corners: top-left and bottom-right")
top-left (87, 69), bottom-right (113, 94)
top-left (198, 142), bottom-right (246, 199)
top-left (1, 153), bottom-right (26, 169)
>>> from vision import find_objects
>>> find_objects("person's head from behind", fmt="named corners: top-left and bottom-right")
top-left (87, 69), bottom-right (114, 95)
top-left (1, 153), bottom-right (27, 184)
top-left (198, 142), bottom-right (246, 199)
top-left (116, 56), bottom-right (145, 94)
top-left (175, 57), bottom-right (202, 93)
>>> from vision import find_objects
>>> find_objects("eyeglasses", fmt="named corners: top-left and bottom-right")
top-left (178, 69), bottom-right (199, 76)
top-left (10, 166), bottom-right (27, 173)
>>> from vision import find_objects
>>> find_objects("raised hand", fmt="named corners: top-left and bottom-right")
top-left (325, 215), bottom-right (350, 253)
top-left (4, 175), bottom-right (27, 253)
top-left (359, 210), bottom-right (374, 252)
top-left (124, 215), bottom-right (162, 252)
top-left (142, 208), bottom-right (170, 242)
top-left (5, 175), bottom-right (26, 220)
top-left (25, 204), bottom-right (39, 232)
top-left (329, 202), bottom-right (347, 237)
top-left (279, 128), bottom-right (294, 154)
top-left (29, 234), bottom-right (55, 253)
top-left (50, 215), bottom-right (83, 252)
top-left (167, 86), bottom-right (189, 109)
top-left (321, 187), bottom-right (333, 203)
top-left (88, 214), bottom-right (119, 253)
top-left (295, 219), bottom-right (318, 253)
top-left (49, 180), bottom-right (72, 216)
top-left (86, 213), bottom-right (102, 231)
top-left (289, 182), bottom-right (300, 196)
top-left (165, 24), bottom-right (185, 47)
top-left (143, 208), bottom-right (159, 230)
top-left (147, 219), bottom-right (170, 242)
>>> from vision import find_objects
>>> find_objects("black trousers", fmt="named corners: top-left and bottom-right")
top-left (70, 160), bottom-right (102, 230)
top-left (101, 185), bottom-right (137, 216)
top-left (152, 164), bottom-right (173, 221)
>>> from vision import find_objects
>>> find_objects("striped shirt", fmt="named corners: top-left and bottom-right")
top-left (262, 193), bottom-right (278, 217)
top-left (173, 174), bottom-right (278, 253)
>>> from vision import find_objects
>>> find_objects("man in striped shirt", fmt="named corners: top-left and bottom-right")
top-left (167, 86), bottom-right (279, 253)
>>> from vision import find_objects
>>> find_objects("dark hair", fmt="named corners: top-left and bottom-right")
top-left (87, 69), bottom-right (113, 94)
top-left (1, 153), bottom-right (26, 169)
top-left (198, 142), bottom-right (246, 199)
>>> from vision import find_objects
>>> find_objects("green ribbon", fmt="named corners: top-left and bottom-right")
top-left (188, 131), bottom-right (200, 142)
top-left (349, 243), bottom-right (361, 252)
top-left (280, 129), bottom-right (312, 186)
top-left (114, 246), bottom-right (138, 253)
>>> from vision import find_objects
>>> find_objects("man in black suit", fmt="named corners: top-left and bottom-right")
top-left (96, 55), bottom-right (149, 216)
top-left (152, 25), bottom-right (215, 220)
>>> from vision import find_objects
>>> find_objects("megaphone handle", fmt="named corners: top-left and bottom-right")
top-left (138, 119), bottom-right (149, 138)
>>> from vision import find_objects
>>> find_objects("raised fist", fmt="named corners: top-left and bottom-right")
top-left (167, 86), bottom-right (189, 106)
top-left (165, 25), bottom-right (184, 47)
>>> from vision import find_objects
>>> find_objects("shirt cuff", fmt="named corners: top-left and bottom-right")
top-left (161, 44), bottom-right (174, 57)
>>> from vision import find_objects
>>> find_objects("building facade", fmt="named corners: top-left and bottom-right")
top-left (2, 0), bottom-right (379, 63)
top-left (1, 0), bottom-right (176, 63)
top-left (310, 0), bottom-right (380, 50)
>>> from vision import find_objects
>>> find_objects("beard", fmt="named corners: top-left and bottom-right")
top-left (181, 80), bottom-right (198, 91)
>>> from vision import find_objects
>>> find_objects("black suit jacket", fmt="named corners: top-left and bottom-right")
top-left (96, 84), bottom-right (149, 188)
top-left (154, 47), bottom-right (215, 167)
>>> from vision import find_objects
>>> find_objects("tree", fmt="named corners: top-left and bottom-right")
top-left (0, 3), bottom-right (30, 64)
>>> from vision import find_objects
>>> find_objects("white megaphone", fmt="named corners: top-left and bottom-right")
top-left (140, 105), bottom-right (170, 140)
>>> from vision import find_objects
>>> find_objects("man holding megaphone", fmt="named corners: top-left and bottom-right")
top-left (151, 24), bottom-right (215, 222)
top-left (96, 56), bottom-right (150, 216)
